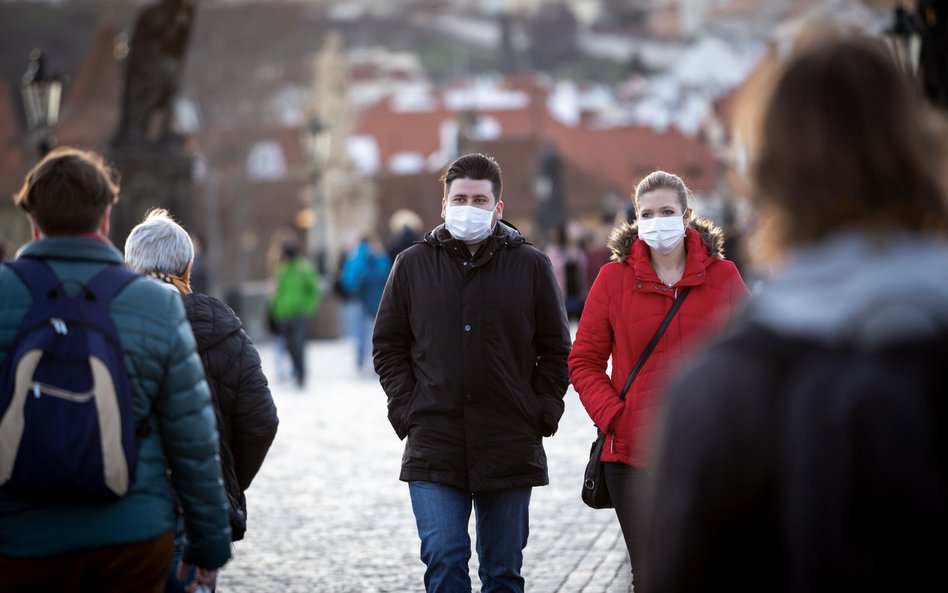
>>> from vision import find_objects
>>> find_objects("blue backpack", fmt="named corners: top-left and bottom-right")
top-left (0, 258), bottom-right (140, 504)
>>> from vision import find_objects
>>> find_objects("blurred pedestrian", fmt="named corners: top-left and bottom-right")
top-left (269, 240), bottom-right (321, 389)
top-left (341, 234), bottom-right (391, 373)
top-left (125, 209), bottom-right (279, 593)
top-left (644, 34), bottom-right (948, 593)
top-left (386, 208), bottom-right (424, 260)
top-left (373, 153), bottom-right (571, 593)
top-left (0, 147), bottom-right (230, 593)
top-left (545, 223), bottom-right (590, 321)
top-left (568, 170), bottom-right (747, 580)
top-left (265, 229), bottom-right (297, 383)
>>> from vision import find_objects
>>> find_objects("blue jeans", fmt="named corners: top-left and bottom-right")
top-left (408, 481), bottom-right (531, 593)
top-left (355, 310), bottom-right (375, 370)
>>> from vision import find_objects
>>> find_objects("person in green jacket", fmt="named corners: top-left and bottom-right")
top-left (269, 240), bottom-right (321, 388)
top-left (0, 148), bottom-right (231, 593)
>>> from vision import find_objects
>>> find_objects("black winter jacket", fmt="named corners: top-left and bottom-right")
top-left (645, 233), bottom-right (948, 593)
top-left (183, 293), bottom-right (279, 541)
top-left (373, 222), bottom-right (572, 492)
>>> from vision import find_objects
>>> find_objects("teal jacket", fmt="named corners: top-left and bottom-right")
top-left (270, 257), bottom-right (321, 321)
top-left (0, 238), bottom-right (232, 568)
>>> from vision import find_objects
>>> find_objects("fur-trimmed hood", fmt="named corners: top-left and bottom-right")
top-left (607, 217), bottom-right (726, 263)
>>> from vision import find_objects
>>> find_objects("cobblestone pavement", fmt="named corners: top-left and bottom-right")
top-left (218, 337), bottom-right (632, 593)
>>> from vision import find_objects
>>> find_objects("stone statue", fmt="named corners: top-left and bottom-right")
top-left (114, 0), bottom-right (196, 145)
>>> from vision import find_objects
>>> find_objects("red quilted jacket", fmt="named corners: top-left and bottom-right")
top-left (569, 218), bottom-right (747, 467)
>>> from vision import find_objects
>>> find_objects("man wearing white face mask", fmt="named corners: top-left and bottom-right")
top-left (569, 170), bottom-right (748, 581)
top-left (373, 153), bottom-right (571, 593)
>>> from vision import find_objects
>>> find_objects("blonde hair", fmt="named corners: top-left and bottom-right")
top-left (633, 171), bottom-right (691, 212)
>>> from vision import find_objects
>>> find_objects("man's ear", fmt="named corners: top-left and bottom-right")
top-left (494, 200), bottom-right (504, 222)
top-left (98, 205), bottom-right (112, 238)
top-left (29, 215), bottom-right (41, 240)
top-left (441, 197), bottom-right (447, 220)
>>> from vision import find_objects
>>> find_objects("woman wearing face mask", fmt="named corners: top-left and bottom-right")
top-left (568, 170), bottom-right (747, 579)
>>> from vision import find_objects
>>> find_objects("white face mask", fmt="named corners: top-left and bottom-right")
top-left (444, 205), bottom-right (495, 243)
top-left (638, 216), bottom-right (686, 255)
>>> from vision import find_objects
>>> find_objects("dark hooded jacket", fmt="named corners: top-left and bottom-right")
top-left (645, 232), bottom-right (948, 593)
top-left (373, 221), bottom-right (571, 491)
top-left (569, 218), bottom-right (747, 467)
top-left (183, 293), bottom-right (278, 541)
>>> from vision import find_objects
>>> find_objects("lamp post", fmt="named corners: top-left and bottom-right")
top-left (917, 0), bottom-right (948, 109)
top-left (885, 3), bottom-right (922, 76)
top-left (534, 141), bottom-right (566, 244)
top-left (304, 115), bottom-right (332, 274)
top-left (20, 48), bottom-right (63, 158)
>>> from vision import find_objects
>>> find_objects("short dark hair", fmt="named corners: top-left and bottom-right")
top-left (751, 35), bottom-right (948, 249)
top-left (13, 147), bottom-right (120, 236)
top-left (440, 153), bottom-right (502, 202)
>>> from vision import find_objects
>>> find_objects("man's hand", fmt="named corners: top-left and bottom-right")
top-left (176, 560), bottom-right (219, 592)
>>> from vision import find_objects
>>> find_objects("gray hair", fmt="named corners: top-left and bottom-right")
top-left (124, 208), bottom-right (194, 276)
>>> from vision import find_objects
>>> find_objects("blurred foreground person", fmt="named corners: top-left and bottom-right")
top-left (645, 35), bottom-right (948, 593)
top-left (125, 209), bottom-right (279, 593)
top-left (0, 148), bottom-right (231, 593)
top-left (569, 170), bottom-right (746, 578)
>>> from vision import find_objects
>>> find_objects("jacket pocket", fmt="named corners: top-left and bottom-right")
top-left (506, 384), bottom-right (549, 436)
top-left (387, 387), bottom-right (414, 440)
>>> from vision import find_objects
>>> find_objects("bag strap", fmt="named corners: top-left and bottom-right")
top-left (618, 286), bottom-right (692, 401)
top-left (5, 258), bottom-right (137, 304)
top-left (4, 258), bottom-right (61, 301)
top-left (85, 265), bottom-right (140, 304)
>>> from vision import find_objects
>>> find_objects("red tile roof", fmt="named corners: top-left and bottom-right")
top-left (356, 79), bottom-right (717, 221)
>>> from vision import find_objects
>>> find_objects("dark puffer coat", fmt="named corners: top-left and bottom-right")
top-left (183, 293), bottom-right (278, 541)
top-left (373, 222), bottom-right (572, 492)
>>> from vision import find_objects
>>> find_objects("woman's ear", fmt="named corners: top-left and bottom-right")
top-left (683, 207), bottom-right (693, 224)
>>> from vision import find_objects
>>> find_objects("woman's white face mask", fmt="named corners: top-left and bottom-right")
top-left (445, 205), bottom-right (496, 243)
top-left (637, 216), bottom-right (686, 255)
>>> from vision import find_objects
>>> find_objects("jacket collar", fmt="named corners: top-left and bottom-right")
top-left (629, 227), bottom-right (716, 286)
top-left (607, 216), bottom-right (725, 263)
top-left (424, 221), bottom-right (526, 267)
top-left (746, 231), bottom-right (948, 347)
top-left (16, 237), bottom-right (125, 266)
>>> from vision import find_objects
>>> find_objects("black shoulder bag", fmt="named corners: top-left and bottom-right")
top-left (582, 286), bottom-right (692, 509)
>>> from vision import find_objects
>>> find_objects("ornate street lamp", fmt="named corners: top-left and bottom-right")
top-left (20, 48), bottom-right (63, 157)
top-left (885, 3), bottom-right (922, 76)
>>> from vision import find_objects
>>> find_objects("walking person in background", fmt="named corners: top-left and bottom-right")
top-left (386, 208), bottom-right (424, 260)
top-left (269, 240), bottom-right (321, 389)
top-left (341, 234), bottom-right (391, 374)
top-left (264, 229), bottom-right (296, 383)
top-left (644, 34), bottom-right (948, 593)
top-left (568, 170), bottom-right (747, 581)
top-left (373, 153), bottom-right (572, 593)
top-left (0, 148), bottom-right (230, 593)
top-left (125, 209), bottom-right (280, 593)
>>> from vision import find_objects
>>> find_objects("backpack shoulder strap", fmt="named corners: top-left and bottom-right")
top-left (85, 265), bottom-right (140, 303)
top-left (4, 258), bottom-right (61, 301)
